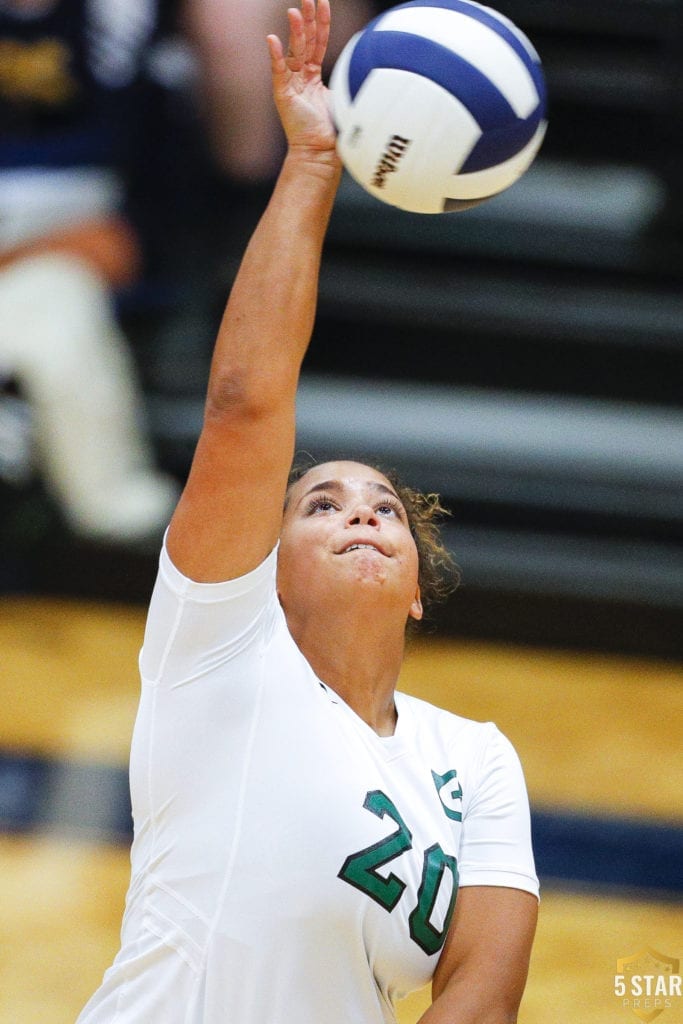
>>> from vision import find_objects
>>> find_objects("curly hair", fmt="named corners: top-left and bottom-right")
top-left (285, 457), bottom-right (459, 631)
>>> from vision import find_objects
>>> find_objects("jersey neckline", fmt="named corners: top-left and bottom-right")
top-left (317, 680), bottom-right (413, 761)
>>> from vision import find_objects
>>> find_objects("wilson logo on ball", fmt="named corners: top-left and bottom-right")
top-left (372, 134), bottom-right (412, 188)
top-left (330, 0), bottom-right (547, 214)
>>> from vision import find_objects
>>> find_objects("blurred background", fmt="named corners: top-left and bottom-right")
top-left (1, 0), bottom-right (682, 1021)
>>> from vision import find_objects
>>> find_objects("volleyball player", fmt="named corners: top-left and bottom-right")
top-left (78, 2), bottom-right (539, 1021)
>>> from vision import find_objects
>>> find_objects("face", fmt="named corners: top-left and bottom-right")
top-left (277, 461), bottom-right (423, 629)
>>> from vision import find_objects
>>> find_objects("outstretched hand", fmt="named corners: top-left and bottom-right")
top-left (267, 0), bottom-right (339, 157)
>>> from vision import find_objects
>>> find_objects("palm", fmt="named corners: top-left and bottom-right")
top-left (269, 0), bottom-right (338, 154)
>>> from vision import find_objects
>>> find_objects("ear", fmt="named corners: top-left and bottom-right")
top-left (408, 585), bottom-right (423, 622)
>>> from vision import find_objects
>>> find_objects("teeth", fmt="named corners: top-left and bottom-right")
top-left (345, 544), bottom-right (376, 553)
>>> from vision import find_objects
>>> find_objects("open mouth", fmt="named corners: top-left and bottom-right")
top-left (339, 542), bottom-right (386, 556)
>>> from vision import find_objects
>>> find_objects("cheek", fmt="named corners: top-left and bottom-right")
top-left (276, 526), bottom-right (319, 597)
top-left (404, 542), bottom-right (421, 592)
top-left (397, 530), bottom-right (419, 570)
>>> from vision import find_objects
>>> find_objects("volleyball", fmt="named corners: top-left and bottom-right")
top-left (329, 0), bottom-right (547, 214)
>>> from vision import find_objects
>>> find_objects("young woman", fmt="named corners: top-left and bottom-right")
top-left (78, 2), bottom-right (538, 1021)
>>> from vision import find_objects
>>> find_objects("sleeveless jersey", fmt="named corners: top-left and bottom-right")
top-left (78, 543), bottom-right (539, 1023)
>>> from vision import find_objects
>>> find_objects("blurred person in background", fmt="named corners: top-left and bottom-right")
top-left (0, 0), bottom-right (179, 546)
top-left (0, 0), bottom-right (373, 549)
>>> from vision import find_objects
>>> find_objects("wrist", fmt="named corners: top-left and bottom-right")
top-left (283, 145), bottom-right (343, 183)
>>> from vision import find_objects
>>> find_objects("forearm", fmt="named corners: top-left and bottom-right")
top-left (206, 147), bottom-right (342, 413)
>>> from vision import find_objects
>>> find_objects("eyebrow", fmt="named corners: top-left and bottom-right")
top-left (300, 479), bottom-right (401, 502)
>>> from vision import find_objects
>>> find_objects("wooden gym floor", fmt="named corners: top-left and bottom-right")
top-left (1, 596), bottom-right (681, 1023)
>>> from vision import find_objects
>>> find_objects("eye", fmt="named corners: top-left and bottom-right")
top-left (376, 497), bottom-right (405, 519)
top-left (304, 494), bottom-right (338, 515)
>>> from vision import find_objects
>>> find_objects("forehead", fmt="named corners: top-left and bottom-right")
top-left (287, 461), bottom-right (396, 502)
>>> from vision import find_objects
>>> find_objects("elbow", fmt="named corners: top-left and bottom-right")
top-left (205, 370), bottom-right (251, 418)
top-left (204, 367), bottom-right (292, 426)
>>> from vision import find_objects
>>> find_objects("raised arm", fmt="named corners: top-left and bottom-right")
top-left (167, 0), bottom-right (342, 582)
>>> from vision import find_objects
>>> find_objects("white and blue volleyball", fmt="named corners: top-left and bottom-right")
top-left (329, 0), bottom-right (547, 213)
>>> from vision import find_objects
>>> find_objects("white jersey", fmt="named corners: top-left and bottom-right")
top-left (79, 543), bottom-right (539, 1024)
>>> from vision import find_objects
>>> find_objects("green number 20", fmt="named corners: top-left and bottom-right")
top-left (338, 790), bottom-right (458, 956)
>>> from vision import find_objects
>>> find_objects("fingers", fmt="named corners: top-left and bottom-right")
top-left (300, 0), bottom-right (331, 70)
top-left (286, 5), bottom-right (306, 70)
top-left (269, 0), bottom-right (330, 72)
top-left (267, 32), bottom-right (285, 72)
top-left (311, 0), bottom-right (331, 69)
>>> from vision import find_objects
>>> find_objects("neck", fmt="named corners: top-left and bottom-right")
top-left (288, 606), bottom-right (406, 737)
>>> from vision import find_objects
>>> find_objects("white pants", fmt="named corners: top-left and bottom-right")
top-left (0, 252), bottom-right (178, 542)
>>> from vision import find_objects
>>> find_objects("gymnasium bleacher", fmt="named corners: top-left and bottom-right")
top-left (148, 0), bottom-right (683, 658)
top-left (2, 0), bottom-right (682, 662)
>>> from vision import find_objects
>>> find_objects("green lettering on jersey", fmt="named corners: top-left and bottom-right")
top-left (338, 789), bottom-right (459, 957)
top-left (337, 790), bottom-right (412, 910)
top-left (409, 844), bottom-right (459, 955)
top-left (432, 769), bottom-right (463, 821)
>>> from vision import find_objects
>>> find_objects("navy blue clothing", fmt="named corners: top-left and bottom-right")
top-left (0, 0), bottom-right (157, 171)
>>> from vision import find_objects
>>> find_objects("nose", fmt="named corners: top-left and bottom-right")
top-left (347, 504), bottom-right (379, 527)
